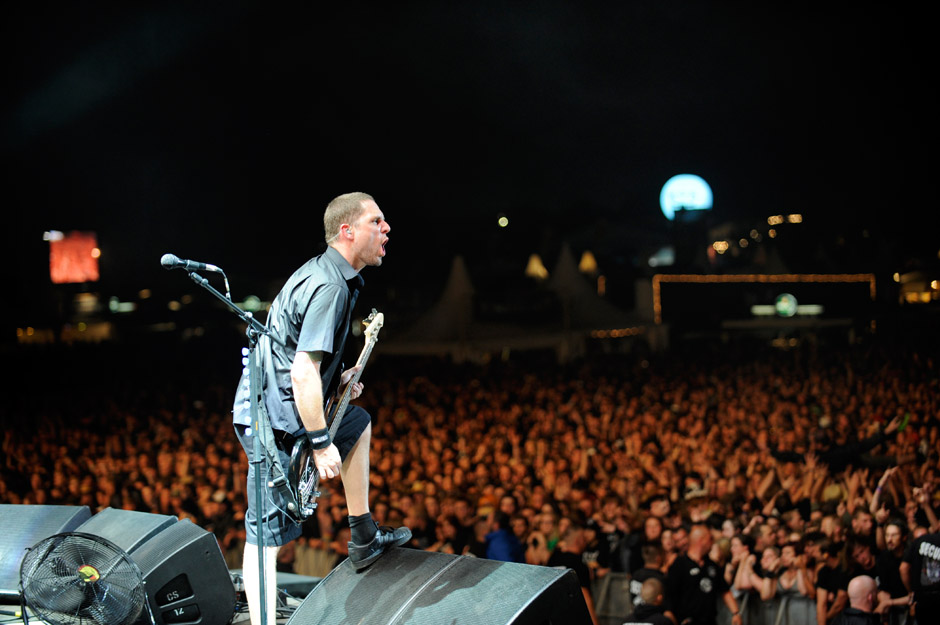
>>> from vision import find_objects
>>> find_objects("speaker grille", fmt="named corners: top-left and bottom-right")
top-left (287, 548), bottom-right (591, 625)
top-left (290, 549), bottom-right (454, 623)
top-left (397, 555), bottom-right (571, 625)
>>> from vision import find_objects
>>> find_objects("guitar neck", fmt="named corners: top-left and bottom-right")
top-left (326, 338), bottom-right (378, 437)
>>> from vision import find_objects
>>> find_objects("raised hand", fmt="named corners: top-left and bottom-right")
top-left (874, 504), bottom-right (889, 525)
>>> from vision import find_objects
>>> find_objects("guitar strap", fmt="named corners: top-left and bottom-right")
top-left (251, 335), bottom-right (305, 524)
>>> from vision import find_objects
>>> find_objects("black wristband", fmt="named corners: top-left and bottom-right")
top-left (306, 428), bottom-right (331, 450)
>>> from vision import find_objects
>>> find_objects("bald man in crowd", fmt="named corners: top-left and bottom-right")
top-left (624, 578), bottom-right (673, 625)
top-left (832, 575), bottom-right (881, 625)
top-left (665, 524), bottom-right (742, 625)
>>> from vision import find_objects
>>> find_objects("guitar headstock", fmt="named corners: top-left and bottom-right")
top-left (362, 308), bottom-right (384, 341)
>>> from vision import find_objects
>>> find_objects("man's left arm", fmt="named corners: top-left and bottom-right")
top-left (899, 561), bottom-right (912, 593)
top-left (722, 590), bottom-right (742, 625)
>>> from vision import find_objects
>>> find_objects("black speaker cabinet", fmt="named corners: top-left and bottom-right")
top-left (129, 517), bottom-right (237, 625)
top-left (0, 504), bottom-right (92, 601)
top-left (75, 507), bottom-right (177, 553)
top-left (287, 548), bottom-right (592, 625)
top-left (74, 507), bottom-right (236, 625)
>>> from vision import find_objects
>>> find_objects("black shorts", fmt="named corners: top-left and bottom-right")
top-left (235, 405), bottom-right (371, 546)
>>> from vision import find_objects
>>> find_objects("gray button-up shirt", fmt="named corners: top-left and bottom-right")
top-left (233, 246), bottom-right (362, 434)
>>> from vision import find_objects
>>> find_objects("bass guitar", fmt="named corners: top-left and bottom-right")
top-left (286, 309), bottom-right (384, 521)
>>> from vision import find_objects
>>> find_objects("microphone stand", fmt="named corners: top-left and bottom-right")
top-left (182, 270), bottom-right (280, 625)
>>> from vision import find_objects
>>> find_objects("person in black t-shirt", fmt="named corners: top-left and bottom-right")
top-left (770, 414), bottom-right (903, 474)
top-left (816, 538), bottom-right (851, 625)
top-left (548, 523), bottom-right (598, 625)
top-left (665, 524), bottom-right (741, 625)
top-left (900, 531), bottom-right (940, 624)
top-left (624, 578), bottom-right (673, 625)
top-left (626, 514), bottom-right (666, 574)
top-left (581, 518), bottom-right (611, 580)
top-left (629, 543), bottom-right (667, 613)
top-left (875, 520), bottom-right (912, 624)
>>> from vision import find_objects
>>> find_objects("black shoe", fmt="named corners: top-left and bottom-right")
top-left (348, 525), bottom-right (412, 572)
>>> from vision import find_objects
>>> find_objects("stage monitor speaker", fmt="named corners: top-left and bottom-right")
top-left (75, 506), bottom-right (177, 553)
top-left (286, 548), bottom-right (592, 625)
top-left (74, 507), bottom-right (236, 625)
top-left (130, 517), bottom-right (237, 625)
top-left (0, 504), bottom-right (92, 601)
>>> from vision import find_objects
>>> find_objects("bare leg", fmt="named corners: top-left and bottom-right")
top-left (341, 422), bottom-right (410, 571)
top-left (342, 422), bottom-right (371, 517)
top-left (242, 542), bottom-right (279, 625)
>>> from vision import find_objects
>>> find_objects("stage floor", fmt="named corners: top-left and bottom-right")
top-left (2, 570), bottom-right (318, 625)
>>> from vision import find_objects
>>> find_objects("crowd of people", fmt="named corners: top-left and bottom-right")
top-left (2, 332), bottom-right (938, 624)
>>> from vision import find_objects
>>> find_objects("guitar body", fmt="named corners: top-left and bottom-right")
top-left (287, 436), bottom-right (318, 520)
top-left (285, 310), bottom-right (384, 521)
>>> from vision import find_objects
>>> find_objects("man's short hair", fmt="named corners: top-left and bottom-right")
top-left (639, 577), bottom-right (664, 605)
top-left (324, 192), bottom-right (374, 244)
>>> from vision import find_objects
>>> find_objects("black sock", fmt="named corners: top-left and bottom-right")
top-left (349, 512), bottom-right (378, 545)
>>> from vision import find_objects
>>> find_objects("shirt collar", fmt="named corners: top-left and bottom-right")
top-left (324, 245), bottom-right (365, 288)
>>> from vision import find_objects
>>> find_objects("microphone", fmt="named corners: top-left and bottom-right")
top-left (161, 253), bottom-right (222, 273)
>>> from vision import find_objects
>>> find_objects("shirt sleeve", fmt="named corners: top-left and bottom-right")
top-left (296, 283), bottom-right (347, 354)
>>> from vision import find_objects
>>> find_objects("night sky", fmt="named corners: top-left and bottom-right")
top-left (4, 2), bottom-right (934, 329)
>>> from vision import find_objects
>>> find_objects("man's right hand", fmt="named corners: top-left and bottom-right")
top-left (314, 444), bottom-right (342, 479)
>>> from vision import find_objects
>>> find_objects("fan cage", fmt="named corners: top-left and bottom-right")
top-left (19, 531), bottom-right (148, 625)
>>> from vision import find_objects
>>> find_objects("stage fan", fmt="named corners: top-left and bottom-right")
top-left (18, 532), bottom-right (151, 625)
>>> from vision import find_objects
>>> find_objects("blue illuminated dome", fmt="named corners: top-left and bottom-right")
top-left (660, 174), bottom-right (713, 221)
